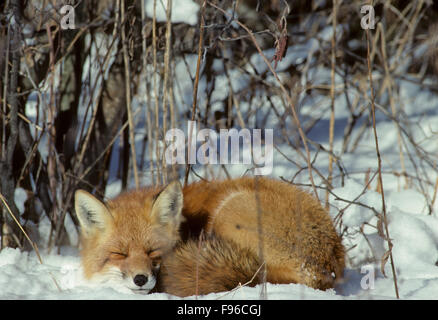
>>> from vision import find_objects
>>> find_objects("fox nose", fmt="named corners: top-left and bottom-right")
top-left (133, 274), bottom-right (148, 287)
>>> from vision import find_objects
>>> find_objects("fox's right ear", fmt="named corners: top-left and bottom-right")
top-left (151, 181), bottom-right (184, 228)
top-left (75, 190), bottom-right (112, 235)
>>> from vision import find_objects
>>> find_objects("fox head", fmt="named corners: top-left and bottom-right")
top-left (74, 181), bottom-right (184, 294)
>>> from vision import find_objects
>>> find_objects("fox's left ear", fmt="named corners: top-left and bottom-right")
top-left (151, 181), bottom-right (184, 228)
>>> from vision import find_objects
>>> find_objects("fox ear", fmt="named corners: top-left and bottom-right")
top-left (75, 190), bottom-right (112, 235)
top-left (151, 181), bottom-right (184, 227)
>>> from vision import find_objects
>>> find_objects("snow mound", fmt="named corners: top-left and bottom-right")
top-left (386, 208), bottom-right (438, 278)
top-left (144, 0), bottom-right (200, 26)
top-left (331, 179), bottom-right (381, 227)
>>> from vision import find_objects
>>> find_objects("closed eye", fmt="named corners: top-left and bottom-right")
top-left (146, 248), bottom-right (161, 258)
top-left (109, 252), bottom-right (128, 260)
top-left (147, 249), bottom-right (162, 268)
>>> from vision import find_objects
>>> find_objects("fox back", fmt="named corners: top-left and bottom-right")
top-left (159, 177), bottom-right (345, 296)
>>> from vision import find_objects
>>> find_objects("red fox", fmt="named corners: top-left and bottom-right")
top-left (75, 177), bottom-right (345, 296)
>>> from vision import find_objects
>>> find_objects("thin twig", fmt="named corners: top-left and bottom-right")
top-left (184, 0), bottom-right (207, 187)
top-left (207, 1), bottom-right (320, 201)
top-left (378, 22), bottom-right (408, 189)
top-left (0, 192), bottom-right (62, 291)
top-left (327, 0), bottom-right (337, 209)
top-left (216, 261), bottom-right (266, 300)
top-left (141, 0), bottom-right (156, 185)
top-left (161, 0), bottom-right (173, 185)
top-left (366, 25), bottom-right (400, 299)
top-left (121, 0), bottom-right (139, 189)
top-left (152, 0), bottom-right (162, 184)
top-left (78, 109), bottom-right (141, 181)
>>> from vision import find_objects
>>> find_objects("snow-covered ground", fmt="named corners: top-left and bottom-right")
top-left (3, 141), bottom-right (438, 299)
top-left (3, 1), bottom-right (438, 300)
top-left (0, 229), bottom-right (437, 300)
top-left (3, 162), bottom-right (438, 300)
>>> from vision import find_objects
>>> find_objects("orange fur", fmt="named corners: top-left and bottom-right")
top-left (160, 177), bottom-right (345, 295)
top-left (75, 183), bottom-right (183, 292)
top-left (157, 235), bottom-right (262, 296)
top-left (75, 177), bottom-right (345, 296)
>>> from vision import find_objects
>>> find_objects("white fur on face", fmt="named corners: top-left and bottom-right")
top-left (89, 266), bottom-right (157, 294)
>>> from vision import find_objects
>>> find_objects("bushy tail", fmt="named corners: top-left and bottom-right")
top-left (156, 232), bottom-right (345, 297)
top-left (157, 236), bottom-right (263, 297)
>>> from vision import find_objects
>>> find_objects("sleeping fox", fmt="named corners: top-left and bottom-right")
top-left (74, 177), bottom-right (345, 296)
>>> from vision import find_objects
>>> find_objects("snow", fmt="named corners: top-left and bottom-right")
top-left (14, 188), bottom-right (28, 215)
top-left (0, 241), bottom-right (437, 299)
top-left (2, 156), bottom-right (438, 300)
top-left (144, 0), bottom-right (200, 26)
top-left (387, 209), bottom-right (438, 276)
top-left (330, 179), bottom-right (381, 228)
